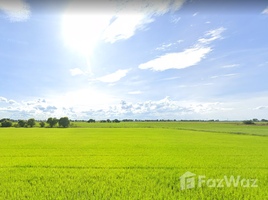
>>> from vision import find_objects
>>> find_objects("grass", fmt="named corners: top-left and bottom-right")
top-left (73, 121), bottom-right (268, 136)
top-left (0, 123), bottom-right (267, 199)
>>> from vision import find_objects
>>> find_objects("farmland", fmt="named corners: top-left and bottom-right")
top-left (0, 122), bottom-right (267, 199)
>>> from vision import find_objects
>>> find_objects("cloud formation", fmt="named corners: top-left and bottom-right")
top-left (70, 68), bottom-right (86, 76)
top-left (0, 0), bottom-right (30, 22)
top-left (198, 27), bottom-right (226, 44)
top-left (0, 97), bottom-right (7, 103)
top-left (139, 27), bottom-right (226, 71)
top-left (63, 0), bottom-right (186, 45)
top-left (96, 69), bottom-right (130, 83)
top-left (139, 46), bottom-right (211, 71)
top-left (262, 6), bottom-right (268, 14)
top-left (128, 90), bottom-right (142, 94)
top-left (221, 64), bottom-right (240, 68)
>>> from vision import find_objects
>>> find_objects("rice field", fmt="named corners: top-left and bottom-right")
top-left (0, 122), bottom-right (267, 199)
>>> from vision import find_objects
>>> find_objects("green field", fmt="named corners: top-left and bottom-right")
top-left (0, 122), bottom-right (268, 199)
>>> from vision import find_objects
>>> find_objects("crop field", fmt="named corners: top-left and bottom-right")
top-left (0, 122), bottom-right (268, 199)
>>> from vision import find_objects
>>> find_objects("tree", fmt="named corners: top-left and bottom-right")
top-left (59, 117), bottom-right (70, 128)
top-left (27, 118), bottom-right (36, 127)
top-left (1, 120), bottom-right (12, 127)
top-left (100, 120), bottom-right (106, 123)
top-left (39, 121), bottom-right (46, 127)
top-left (18, 120), bottom-right (26, 127)
top-left (87, 119), bottom-right (95, 123)
top-left (252, 118), bottom-right (259, 122)
top-left (261, 119), bottom-right (268, 122)
top-left (112, 119), bottom-right (120, 123)
top-left (47, 117), bottom-right (58, 128)
top-left (107, 119), bottom-right (111, 123)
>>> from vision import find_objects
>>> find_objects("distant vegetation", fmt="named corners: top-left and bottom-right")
top-left (0, 118), bottom-right (267, 128)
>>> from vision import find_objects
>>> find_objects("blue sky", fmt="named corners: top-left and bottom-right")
top-left (0, 0), bottom-right (268, 120)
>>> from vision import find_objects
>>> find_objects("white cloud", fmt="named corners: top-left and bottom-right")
top-left (156, 43), bottom-right (173, 51)
top-left (96, 69), bottom-right (131, 83)
top-left (262, 6), bottom-right (268, 14)
top-left (8, 99), bottom-right (16, 104)
top-left (70, 68), bottom-right (86, 76)
top-left (139, 46), bottom-right (211, 71)
top-left (193, 12), bottom-right (198, 17)
top-left (223, 73), bottom-right (236, 77)
top-left (221, 64), bottom-right (239, 68)
top-left (198, 27), bottom-right (226, 44)
top-left (210, 76), bottom-right (219, 79)
top-left (2, 95), bottom-right (268, 120)
top-left (161, 77), bottom-right (180, 81)
top-left (128, 90), bottom-right (142, 94)
top-left (140, 27), bottom-right (226, 71)
top-left (171, 17), bottom-right (181, 24)
top-left (102, 13), bottom-right (154, 43)
top-left (254, 106), bottom-right (268, 110)
top-left (0, 97), bottom-right (7, 103)
top-left (0, 97), bottom-right (17, 104)
top-left (0, 0), bottom-right (30, 22)
top-left (64, 0), bottom-right (186, 45)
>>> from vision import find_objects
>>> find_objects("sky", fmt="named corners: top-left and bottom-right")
top-left (0, 0), bottom-right (268, 120)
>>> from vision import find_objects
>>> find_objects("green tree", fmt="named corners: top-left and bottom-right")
top-left (1, 120), bottom-right (12, 127)
top-left (47, 117), bottom-right (58, 128)
top-left (18, 120), bottom-right (26, 127)
top-left (0, 118), bottom-right (10, 123)
top-left (243, 120), bottom-right (255, 125)
top-left (87, 119), bottom-right (95, 123)
top-left (112, 119), bottom-right (120, 123)
top-left (107, 119), bottom-right (111, 123)
top-left (27, 118), bottom-right (36, 127)
top-left (39, 121), bottom-right (46, 127)
top-left (59, 117), bottom-right (70, 128)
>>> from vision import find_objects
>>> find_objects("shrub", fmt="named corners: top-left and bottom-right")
top-left (243, 120), bottom-right (255, 125)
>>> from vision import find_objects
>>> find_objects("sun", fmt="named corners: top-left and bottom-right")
top-left (62, 5), bottom-right (113, 74)
top-left (62, 12), bottom-right (112, 54)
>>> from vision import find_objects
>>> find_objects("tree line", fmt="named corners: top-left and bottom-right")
top-left (0, 117), bottom-right (70, 128)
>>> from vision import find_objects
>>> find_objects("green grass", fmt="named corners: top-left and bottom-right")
top-left (0, 126), bottom-right (267, 199)
top-left (73, 121), bottom-right (268, 136)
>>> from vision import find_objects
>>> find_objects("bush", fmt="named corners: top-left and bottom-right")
top-left (243, 120), bottom-right (255, 125)
top-left (1, 120), bottom-right (12, 127)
